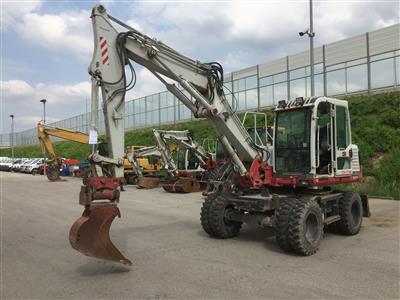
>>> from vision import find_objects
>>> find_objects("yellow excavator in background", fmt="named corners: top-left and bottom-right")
top-left (37, 123), bottom-right (160, 182)
top-left (37, 123), bottom-right (89, 181)
top-left (124, 145), bottom-right (163, 184)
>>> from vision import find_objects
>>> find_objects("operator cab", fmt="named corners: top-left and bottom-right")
top-left (273, 97), bottom-right (360, 181)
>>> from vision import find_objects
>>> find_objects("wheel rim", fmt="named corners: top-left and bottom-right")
top-left (351, 200), bottom-right (361, 227)
top-left (305, 213), bottom-right (319, 243)
top-left (223, 206), bottom-right (236, 225)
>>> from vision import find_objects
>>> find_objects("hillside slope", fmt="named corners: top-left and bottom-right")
top-left (2, 92), bottom-right (399, 198)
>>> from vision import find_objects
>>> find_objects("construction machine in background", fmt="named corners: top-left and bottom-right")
top-left (124, 145), bottom-right (162, 185)
top-left (37, 123), bottom-right (157, 182)
top-left (139, 129), bottom-right (216, 192)
top-left (37, 123), bottom-right (89, 181)
top-left (134, 129), bottom-right (215, 191)
top-left (69, 5), bottom-right (369, 266)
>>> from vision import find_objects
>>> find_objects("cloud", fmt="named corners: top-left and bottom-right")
top-left (2, 0), bottom-right (42, 30)
top-left (125, 1), bottom-right (398, 70)
top-left (0, 72), bottom-right (166, 133)
top-left (1, 80), bottom-right (91, 132)
top-left (2, 0), bottom-right (398, 134)
top-left (14, 10), bottom-right (92, 59)
top-left (5, 1), bottom-right (398, 68)
top-left (1, 80), bottom-right (34, 96)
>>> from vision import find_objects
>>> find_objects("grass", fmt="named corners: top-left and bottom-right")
top-left (1, 91), bottom-right (399, 199)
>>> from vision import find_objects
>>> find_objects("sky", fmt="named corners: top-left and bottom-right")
top-left (1, 0), bottom-right (398, 133)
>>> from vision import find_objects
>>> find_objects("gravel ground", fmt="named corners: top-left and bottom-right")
top-left (1, 172), bottom-right (399, 299)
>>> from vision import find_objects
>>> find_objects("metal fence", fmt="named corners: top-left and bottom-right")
top-left (2, 24), bottom-right (399, 147)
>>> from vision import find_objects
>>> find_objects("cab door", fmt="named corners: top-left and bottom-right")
top-left (334, 104), bottom-right (353, 176)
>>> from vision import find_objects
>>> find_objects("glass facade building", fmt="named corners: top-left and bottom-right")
top-left (1, 24), bottom-right (399, 147)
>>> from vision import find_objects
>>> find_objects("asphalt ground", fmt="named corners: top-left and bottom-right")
top-left (1, 172), bottom-right (399, 299)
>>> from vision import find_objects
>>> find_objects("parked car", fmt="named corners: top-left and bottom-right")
top-left (25, 158), bottom-right (44, 174)
top-left (17, 159), bottom-right (35, 172)
top-left (0, 158), bottom-right (13, 171)
top-left (9, 159), bottom-right (25, 172)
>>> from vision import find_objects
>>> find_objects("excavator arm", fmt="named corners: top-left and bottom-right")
top-left (69, 4), bottom-right (267, 265)
top-left (37, 123), bottom-right (89, 181)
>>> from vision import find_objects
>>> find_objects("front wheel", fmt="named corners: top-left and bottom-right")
top-left (336, 192), bottom-right (363, 235)
top-left (200, 196), bottom-right (242, 238)
top-left (288, 200), bottom-right (323, 256)
top-left (275, 198), bottom-right (297, 252)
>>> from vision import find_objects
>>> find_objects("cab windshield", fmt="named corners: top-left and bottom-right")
top-left (275, 108), bottom-right (311, 174)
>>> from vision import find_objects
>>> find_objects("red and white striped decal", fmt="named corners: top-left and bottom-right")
top-left (99, 36), bottom-right (109, 65)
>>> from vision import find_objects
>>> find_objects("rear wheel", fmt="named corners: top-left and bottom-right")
top-left (126, 175), bottom-right (138, 185)
top-left (202, 196), bottom-right (242, 238)
top-left (275, 198), bottom-right (297, 252)
top-left (336, 192), bottom-right (363, 235)
top-left (288, 200), bottom-right (323, 256)
top-left (200, 197), bottom-right (214, 235)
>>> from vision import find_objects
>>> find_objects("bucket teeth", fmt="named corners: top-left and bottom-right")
top-left (69, 205), bottom-right (132, 266)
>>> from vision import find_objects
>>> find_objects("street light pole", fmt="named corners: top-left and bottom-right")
top-left (309, 0), bottom-right (315, 97)
top-left (9, 114), bottom-right (14, 158)
top-left (40, 99), bottom-right (47, 124)
top-left (40, 99), bottom-right (47, 177)
top-left (299, 0), bottom-right (315, 97)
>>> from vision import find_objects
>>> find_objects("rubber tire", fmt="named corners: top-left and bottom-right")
top-left (336, 192), bottom-right (363, 235)
top-left (202, 196), bottom-right (242, 238)
top-left (288, 200), bottom-right (323, 256)
top-left (31, 169), bottom-right (38, 175)
top-left (275, 198), bottom-right (297, 252)
top-left (200, 197), bottom-right (214, 235)
top-left (127, 175), bottom-right (138, 185)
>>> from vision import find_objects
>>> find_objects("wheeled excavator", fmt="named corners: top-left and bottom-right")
top-left (69, 5), bottom-right (370, 266)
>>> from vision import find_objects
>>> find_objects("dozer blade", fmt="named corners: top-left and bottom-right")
top-left (137, 176), bottom-right (161, 189)
top-left (162, 177), bottom-right (207, 193)
top-left (69, 205), bottom-right (132, 266)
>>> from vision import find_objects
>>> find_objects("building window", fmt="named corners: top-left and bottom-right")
top-left (327, 69), bottom-right (346, 95)
top-left (371, 58), bottom-right (395, 89)
top-left (290, 67), bottom-right (306, 80)
top-left (246, 89), bottom-right (258, 109)
top-left (273, 72), bottom-right (287, 83)
top-left (259, 76), bottom-right (273, 87)
top-left (245, 76), bottom-right (257, 90)
top-left (274, 82), bottom-right (288, 102)
top-left (347, 64), bottom-right (368, 93)
top-left (290, 78), bottom-right (306, 99)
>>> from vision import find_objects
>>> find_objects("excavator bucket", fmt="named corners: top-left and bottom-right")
top-left (162, 177), bottom-right (207, 193)
top-left (137, 176), bottom-right (161, 189)
top-left (46, 164), bottom-right (61, 181)
top-left (69, 205), bottom-right (132, 266)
